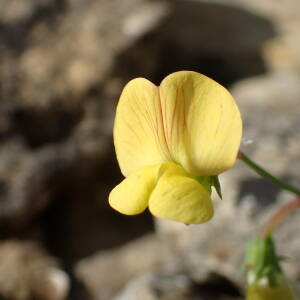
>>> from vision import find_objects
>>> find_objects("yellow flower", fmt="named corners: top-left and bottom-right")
top-left (109, 71), bottom-right (242, 224)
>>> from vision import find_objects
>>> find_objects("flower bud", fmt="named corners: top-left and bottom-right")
top-left (244, 236), bottom-right (298, 300)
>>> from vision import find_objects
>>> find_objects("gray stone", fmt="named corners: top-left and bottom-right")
top-left (76, 234), bottom-right (163, 300)
top-left (0, 240), bottom-right (69, 300)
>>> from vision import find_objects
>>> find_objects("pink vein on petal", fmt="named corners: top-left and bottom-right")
top-left (158, 86), bottom-right (171, 159)
top-left (170, 88), bottom-right (179, 148)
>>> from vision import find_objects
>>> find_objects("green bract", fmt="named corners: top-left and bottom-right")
top-left (245, 236), bottom-right (297, 300)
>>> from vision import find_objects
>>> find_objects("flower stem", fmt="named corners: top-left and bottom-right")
top-left (263, 197), bottom-right (300, 237)
top-left (238, 151), bottom-right (300, 197)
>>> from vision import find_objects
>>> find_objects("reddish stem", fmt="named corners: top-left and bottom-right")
top-left (237, 151), bottom-right (243, 159)
top-left (264, 198), bottom-right (300, 237)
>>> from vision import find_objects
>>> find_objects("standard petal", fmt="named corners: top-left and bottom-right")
top-left (114, 78), bottom-right (171, 177)
top-left (109, 164), bottom-right (160, 215)
top-left (159, 71), bottom-right (242, 175)
top-left (149, 162), bottom-right (213, 224)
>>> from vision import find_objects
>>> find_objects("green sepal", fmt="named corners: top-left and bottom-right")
top-left (195, 176), bottom-right (212, 194)
top-left (212, 175), bottom-right (222, 199)
top-left (244, 235), bottom-right (283, 288)
top-left (193, 175), bottom-right (222, 199)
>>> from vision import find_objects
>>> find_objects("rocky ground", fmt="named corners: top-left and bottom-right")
top-left (0, 0), bottom-right (299, 299)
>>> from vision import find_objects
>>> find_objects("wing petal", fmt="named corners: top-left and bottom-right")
top-left (114, 78), bottom-right (171, 176)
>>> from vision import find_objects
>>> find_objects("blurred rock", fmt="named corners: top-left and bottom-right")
top-left (265, 32), bottom-right (300, 72)
top-left (113, 271), bottom-right (195, 300)
top-left (0, 0), bottom-right (170, 104)
top-left (144, 0), bottom-right (275, 85)
top-left (0, 143), bottom-right (80, 226)
top-left (75, 234), bottom-right (163, 300)
top-left (0, 240), bottom-right (69, 300)
top-left (194, 0), bottom-right (300, 73)
top-left (114, 266), bottom-right (242, 300)
top-left (233, 71), bottom-right (300, 180)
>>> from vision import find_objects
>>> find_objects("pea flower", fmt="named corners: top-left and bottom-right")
top-left (109, 71), bottom-right (242, 224)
